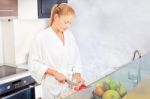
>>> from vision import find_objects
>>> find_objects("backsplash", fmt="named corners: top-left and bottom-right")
top-left (69, 0), bottom-right (150, 84)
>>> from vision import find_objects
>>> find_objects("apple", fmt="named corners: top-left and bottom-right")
top-left (102, 83), bottom-right (110, 91)
top-left (92, 93), bottom-right (102, 99)
top-left (102, 90), bottom-right (121, 99)
top-left (110, 80), bottom-right (121, 90)
top-left (94, 82), bottom-right (104, 88)
top-left (79, 84), bottom-right (87, 90)
top-left (103, 77), bottom-right (112, 85)
top-left (117, 85), bottom-right (127, 97)
top-left (93, 86), bottom-right (104, 97)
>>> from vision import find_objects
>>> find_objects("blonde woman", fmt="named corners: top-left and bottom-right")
top-left (28, 3), bottom-right (85, 99)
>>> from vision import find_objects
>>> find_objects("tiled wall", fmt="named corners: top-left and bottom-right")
top-left (69, 0), bottom-right (150, 84)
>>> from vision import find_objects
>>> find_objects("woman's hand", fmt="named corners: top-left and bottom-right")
top-left (73, 73), bottom-right (86, 91)
top-left (74, 73), bottom-right (85, 84)
top-left (45, 68), bottom-right (67, 84)
top-left (53, 71), bottom-right (67, 83)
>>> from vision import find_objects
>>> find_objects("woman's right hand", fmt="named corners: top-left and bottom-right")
top-left (53, 71), bottom-right (67, 84)
top-left (45, 68), bottom-right (67, 84)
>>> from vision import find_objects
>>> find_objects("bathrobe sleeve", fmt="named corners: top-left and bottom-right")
top-left (28, 35), bottom-right (49, 84)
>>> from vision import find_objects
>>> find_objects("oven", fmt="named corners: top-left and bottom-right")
top-left (0, 76), bottom-right (36, 99)
top-left (0, 65), bottom-right (36, 99)
top-left (1, 85), bottom-right (35, 99)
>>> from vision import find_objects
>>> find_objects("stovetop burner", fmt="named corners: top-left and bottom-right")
top-left (0, 65), bottom-right (28, 78)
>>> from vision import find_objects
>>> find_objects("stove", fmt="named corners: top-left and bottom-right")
top-left (0, 65), bottom-right (36, 98)
top-left (0, 65), bottom-right (31, 85)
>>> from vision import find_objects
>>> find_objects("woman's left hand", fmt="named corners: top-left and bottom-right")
top-left (73, 73), bottom-right (87, 91)
top-left (74, 73), bottom-right (85, 84)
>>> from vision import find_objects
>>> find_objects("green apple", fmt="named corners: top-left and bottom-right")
top-left (117, 85), bottom-right (127, 97)
top-left (110, 80), bottom-right (121, 90)
top-left (102, 90), bottom-right (121, 99)
top-left (103, 77), bottom-right (112, 85)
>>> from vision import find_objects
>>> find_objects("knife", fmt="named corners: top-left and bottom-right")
top-left (65, 79), bottom-right (79, 86)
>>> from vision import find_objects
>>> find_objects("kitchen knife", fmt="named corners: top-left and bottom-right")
top-left (65, 79), bottom-right (79, 86)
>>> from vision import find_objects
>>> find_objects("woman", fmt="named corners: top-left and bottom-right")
top-left (28, 3), bottom-right (85, 99)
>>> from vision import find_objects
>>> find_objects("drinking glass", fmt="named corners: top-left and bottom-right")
top-left (128, 70), bottom-right (138, 87)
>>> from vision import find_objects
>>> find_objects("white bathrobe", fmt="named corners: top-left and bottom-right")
top-left (28, 27), bottom-right (82, 99)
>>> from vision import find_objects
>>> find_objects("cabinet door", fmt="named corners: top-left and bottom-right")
top-left (0, 0), bottom-right (18, 16)
top-left (0, 22), bottom-right (3, 64)
top-left (38, 0), bottom-right (67, 18)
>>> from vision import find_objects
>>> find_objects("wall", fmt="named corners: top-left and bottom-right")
top-left (13, 19), bottom-right (48, 65)
top-left (69, 0), bottom-right (150, 84)
top-left (1, 20), bottom-right (16, 65)
top-left (0, 21), bottom-right (3, 64)
top-left (0, 19), bottom-right (48, 65)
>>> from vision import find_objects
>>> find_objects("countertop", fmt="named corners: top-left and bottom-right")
top-left (123, 76), bottom-right (150, 99)
top-left (0, 64), bottom-right (31, 84)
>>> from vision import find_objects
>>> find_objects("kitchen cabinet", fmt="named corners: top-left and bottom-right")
top-left (1, 20), bottom-right (16, 64)
top-left (38, 0), bottom-right (67, 18)
top-left (0, 0), bottom-right (68, 19)
top-left (18, 0), bottom-right (38, 19)
top-left (0, 0), bottom-right (36, 19)
top-left (18, 0), bottom-right (67, 19)
top-left (64, 53), bottom-right (150, 99)
top-left (35, 84), bottom-right (42, 99)
top-left (0, 21), bottom-right (3, 64)
top-left (0, 0), bottom-right (18, 17)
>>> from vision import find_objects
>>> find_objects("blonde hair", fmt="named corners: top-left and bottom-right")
top-left (49, 3), bottom-right (75, 26)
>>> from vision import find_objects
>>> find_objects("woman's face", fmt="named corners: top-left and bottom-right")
top-left (55, 14), bottom-right (75, 32)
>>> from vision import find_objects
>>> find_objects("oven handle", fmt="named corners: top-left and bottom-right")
top-left (2, 84), bottom-right (37, 99)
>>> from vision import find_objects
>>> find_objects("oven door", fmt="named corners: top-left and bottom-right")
top-left (1, 84), bottom-right (36, 99)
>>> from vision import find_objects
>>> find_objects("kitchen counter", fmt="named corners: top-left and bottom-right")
top-left (123, 76), bottom-right (150, 99)
top-left (64, 53), bottom-right (150, 99)
top-left (0, 71), bottom-right (30, 84)
top-left (0, 65), bottom-right (30, 84)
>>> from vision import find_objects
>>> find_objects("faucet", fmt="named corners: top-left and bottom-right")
top-left (132, 50), bottom-right (141, 61)
top-left (132, 50), bottom-right (142, 84)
